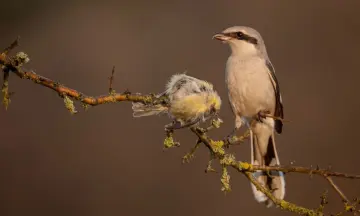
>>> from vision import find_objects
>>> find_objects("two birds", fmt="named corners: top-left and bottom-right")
top-left (132, 26), bottom-right (285, 207)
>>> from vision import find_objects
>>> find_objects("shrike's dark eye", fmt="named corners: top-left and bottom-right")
top-left (236, 32), bottom-right (244, 39)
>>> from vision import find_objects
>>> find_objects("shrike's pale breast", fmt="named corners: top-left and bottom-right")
top-left (225, 56), bottom-right (275, 117)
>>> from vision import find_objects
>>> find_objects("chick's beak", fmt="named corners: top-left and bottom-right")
top-left (212, 33), bottom-right (231, 42)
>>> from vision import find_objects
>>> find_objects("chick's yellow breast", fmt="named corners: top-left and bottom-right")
top-left (170, 94), bottom-right (209, 121)
top-left (170, 92), bottom-right (221, 123)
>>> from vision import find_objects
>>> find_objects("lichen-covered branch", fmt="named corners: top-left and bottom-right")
top-left (2, 39), bottom-right (360, 216)
top-left (189, 124), bottom-right (360, 215)
top-left (0, 38), bottom-right (168, 110)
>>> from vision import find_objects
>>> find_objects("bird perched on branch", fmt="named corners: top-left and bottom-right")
top-left (213, 26), bottom-right (285, 207)
top-left (132, 74), bottom-right (221, 130)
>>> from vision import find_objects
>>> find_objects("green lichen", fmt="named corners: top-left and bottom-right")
top-left (63, 95), bottom-right (77, 114)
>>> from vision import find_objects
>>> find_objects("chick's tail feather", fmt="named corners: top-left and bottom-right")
top-left (132, 102), bottom-right (168, 117)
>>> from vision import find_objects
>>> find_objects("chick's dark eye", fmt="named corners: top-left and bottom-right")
top-left (236, 32), bottom-right (244, 39)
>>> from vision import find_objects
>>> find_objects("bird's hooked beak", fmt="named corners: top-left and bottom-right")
top-left (212, 33), bottom-right (231, 42)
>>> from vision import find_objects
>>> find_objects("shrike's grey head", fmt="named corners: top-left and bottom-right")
top-left (213, 26), bottom-right (268, 57)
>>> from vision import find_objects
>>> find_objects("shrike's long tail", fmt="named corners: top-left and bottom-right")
top-left (132, 102), bottom-right (168, 117)
top-left (250, 122), bottom-right (285, 207)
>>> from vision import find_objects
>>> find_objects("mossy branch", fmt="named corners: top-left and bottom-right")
top-left (2, 39), bottom-right (360, 216)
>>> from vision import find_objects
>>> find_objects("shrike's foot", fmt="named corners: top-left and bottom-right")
top-left (224, 135), bottom-right (239, 148)
top-left (256, 110), bottom-right (271, 123)
top-left (225, 131), bottom-right (238, 147)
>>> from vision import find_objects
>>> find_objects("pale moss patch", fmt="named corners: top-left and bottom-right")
top-left (82, 103), bottom-right (90, 111)
top-left (211, 118), bottom-right (223, 128)
top-left (220, 154), bottom-right (235, 165)
top-left (63, 95), bottom-right (77, 114)
top-left (15, 52), bottom-right (30, 66)
top-left (221, 167), bottom-right (231, 193)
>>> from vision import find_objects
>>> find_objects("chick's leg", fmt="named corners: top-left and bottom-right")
top-left (165, 118), bottom-right (201, 130)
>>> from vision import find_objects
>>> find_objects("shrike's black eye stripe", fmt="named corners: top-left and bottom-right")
top-left (224, 32), bottom-right (258, 45)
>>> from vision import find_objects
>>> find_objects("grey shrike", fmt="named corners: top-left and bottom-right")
top-left (213, 26), bottom-right (285, 207)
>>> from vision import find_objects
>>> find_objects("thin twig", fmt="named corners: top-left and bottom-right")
top-left (2, 37), bottom-right (19, 55)
top-left (108, 66), bottom-right (115, 94)
top-left (325, 176), bottom-right (350, 203)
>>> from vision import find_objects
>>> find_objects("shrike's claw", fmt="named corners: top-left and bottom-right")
top-left (256, 110), bottom-right (271, 122)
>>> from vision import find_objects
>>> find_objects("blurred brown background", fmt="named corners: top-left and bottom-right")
top-left (1, 0), bottom-right (360, 215)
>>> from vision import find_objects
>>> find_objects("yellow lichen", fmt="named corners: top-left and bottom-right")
top-left (163, 135), bottom-right (179, 149)
top-left (238, 161), bottom-right (252, 171)
top-left (211, 140), bottom-right (225, 155)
